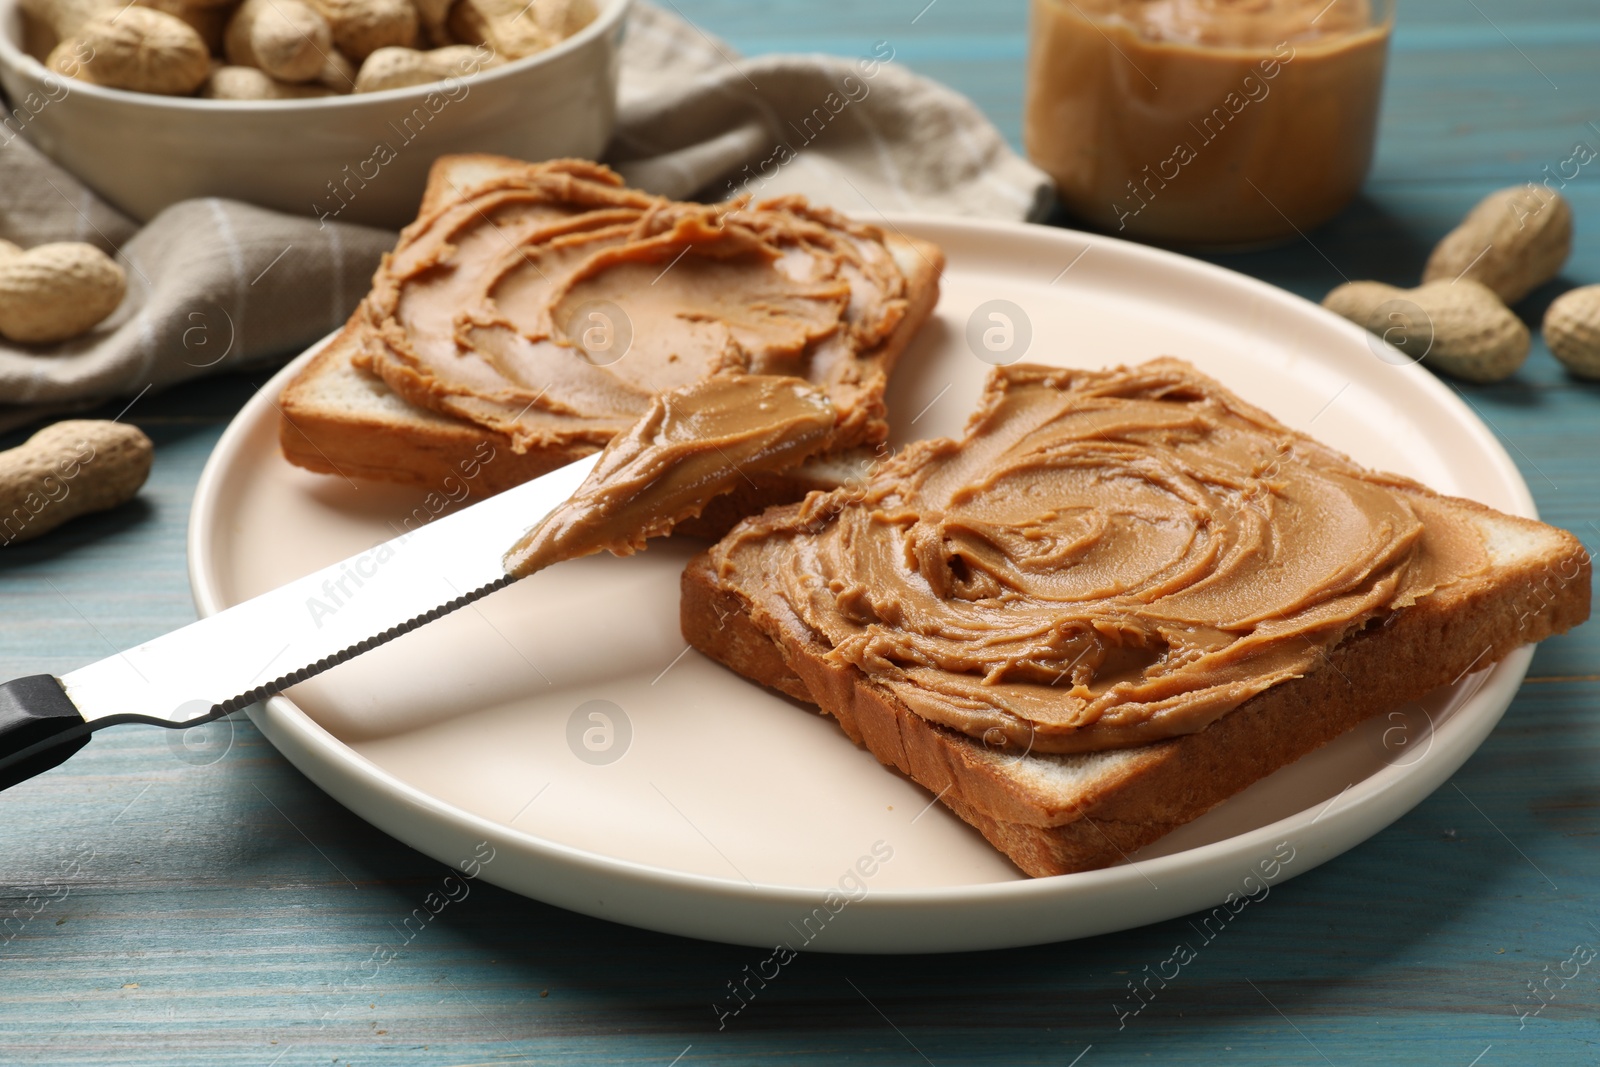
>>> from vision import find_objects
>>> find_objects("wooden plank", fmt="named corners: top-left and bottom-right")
top-left (1, 0), bottom-right (1598, 1062)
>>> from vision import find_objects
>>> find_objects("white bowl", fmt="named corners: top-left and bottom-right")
top-left (0, 0), bottom-right (629, 228)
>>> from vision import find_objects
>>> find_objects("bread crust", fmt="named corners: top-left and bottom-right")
top-left (681, 490), bottom-right (1591, 877)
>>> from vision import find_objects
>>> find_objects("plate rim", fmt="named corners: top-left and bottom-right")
top-left (187, 213), bottom-right (1537, 950)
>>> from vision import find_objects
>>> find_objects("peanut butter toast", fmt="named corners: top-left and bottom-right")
top-left (682, 359), bottom-right (1590, 876)
top-left (277, 155), bottom-right (943, 533)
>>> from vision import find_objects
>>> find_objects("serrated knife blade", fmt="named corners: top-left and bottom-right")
top-left (0, 452), bottom-right (600, 791)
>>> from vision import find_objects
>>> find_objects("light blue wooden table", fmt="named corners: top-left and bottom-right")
top-left (2, 1), bottom-right (1598, 1063)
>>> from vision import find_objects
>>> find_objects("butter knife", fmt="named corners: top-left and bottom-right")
top-left (0, 452), bottom-right (601, 792)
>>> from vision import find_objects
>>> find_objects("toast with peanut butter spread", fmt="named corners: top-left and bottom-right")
top-left (277, 155), bottom-right (944, 535)
top-left (682, 360), bottom-right (1591, 876)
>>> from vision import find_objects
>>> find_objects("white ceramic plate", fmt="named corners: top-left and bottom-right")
top-left (189, 216), bottom-right (1535, 954)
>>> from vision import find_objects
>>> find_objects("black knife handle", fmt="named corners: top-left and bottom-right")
top-left (0, 675), bottom-right (90, 791)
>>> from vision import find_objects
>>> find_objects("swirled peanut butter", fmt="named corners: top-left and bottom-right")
top-left (351, 159), bottom-right (910, 455)
top-left (506, 375), bottom-right (836, 577)
top-left (1025, 0), bottom-right (1391, 246)
top-left (714, 360), bottom-right (1491, 753)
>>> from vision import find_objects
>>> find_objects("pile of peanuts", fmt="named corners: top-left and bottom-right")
top-left (1324, 184), bottom-right (1600, 383)
top-left (21, 0), bottom-right (594, 98)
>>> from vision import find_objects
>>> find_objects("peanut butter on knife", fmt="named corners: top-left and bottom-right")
top-left (504, 374), bottom-right (837, 577)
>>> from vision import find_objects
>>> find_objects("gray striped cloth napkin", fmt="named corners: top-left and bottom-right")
top-left (0, 1), bottom-right (1052, 432)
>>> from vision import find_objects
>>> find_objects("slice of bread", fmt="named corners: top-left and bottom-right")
top-left (278, 155), bottom-right (944, 535)
top-left (681, 363), bottom-right (1592, 877)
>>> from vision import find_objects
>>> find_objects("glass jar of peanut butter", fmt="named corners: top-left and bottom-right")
top-left (1025, 0), bottom-right (1394, 247)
